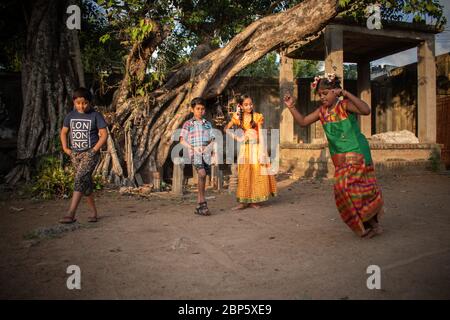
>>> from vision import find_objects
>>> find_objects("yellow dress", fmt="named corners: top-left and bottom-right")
top-left (230, 112), bottom-right (277, 203)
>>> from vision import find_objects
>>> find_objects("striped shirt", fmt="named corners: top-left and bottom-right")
top-left (180, 117), bottom-right (215, 147)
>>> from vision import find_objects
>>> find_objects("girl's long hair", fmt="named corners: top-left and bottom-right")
top-left (236, 94), bottom-right (256, 129)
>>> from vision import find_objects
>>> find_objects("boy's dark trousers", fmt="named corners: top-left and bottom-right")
top-left (71, 149), bottom-right (100, 196)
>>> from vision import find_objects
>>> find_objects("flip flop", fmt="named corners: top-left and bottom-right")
top-left (88, 216), bottom-right (98, 223)
top-left (59, 216), bottom-right (77, 224)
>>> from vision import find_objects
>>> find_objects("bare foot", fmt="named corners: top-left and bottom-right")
top-left (361, 228), bottom-right (372, 238)
top-left (373, 224), bottom-right (383, 235)
top-left (377, 207), bottom-right (385, 222)
top-left (249, 203), bottom-right (261, 209)
top-left (232, 203), bottom-right (249, 211)
top-left (362, 226), bottom-right (383, 239)
top-left (368, 215), bottom-right (383, 237)
top-left (361, 228), bottom-right (376, 239)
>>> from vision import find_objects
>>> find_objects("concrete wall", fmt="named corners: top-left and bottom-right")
top-left (372, 53), bottom-right (450, 136)
top-left (280, 142), bottom-right (441, 179)
top-left (372, 63), bottom-right (418, 135)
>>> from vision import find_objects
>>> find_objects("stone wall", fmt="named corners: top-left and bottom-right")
top-left (279, 142), bottom-right (441, 179)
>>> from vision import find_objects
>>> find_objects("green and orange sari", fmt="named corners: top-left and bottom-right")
top-left (319, 99), bottom-right (384, 236)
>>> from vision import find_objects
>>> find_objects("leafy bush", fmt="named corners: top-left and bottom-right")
top-left (31, 155), bottom-right (104, 199)
top-left (31, 156), bottom-right (74, 199)
top-left (428, 148), bottom-right (441, 172)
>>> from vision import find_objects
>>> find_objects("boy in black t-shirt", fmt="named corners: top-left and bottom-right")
top-left (59, 87), bottom-right (108, 224)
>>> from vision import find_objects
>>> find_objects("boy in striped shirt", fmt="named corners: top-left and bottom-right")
top-left (180, 97), bottom-right (215, 216)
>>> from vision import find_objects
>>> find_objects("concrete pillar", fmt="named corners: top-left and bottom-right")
top-left (357, 60), bottom-right (372, 137)
top-left (386, 86), bottom-right (393, 132)
top-left (228, 163), bottom-right (238, 194)
top-left (279, 50), bottom-right (295, 144)
top-left (211, 165), bottom-right (224, 191)
top-left (211, 164), bottom-right (217, 188)
top-left (324, 25), bottom-right (344, 86)
top-left (316, 25), bottom-right (344, 143)
top-left (152, 169), bottom-right (162, 192)
top-left (172, 157), bottom-right (184, 196)
top-left (217, 169), bottom-right (224, 191)
top-left (417, 37), bottom-right (437, 143)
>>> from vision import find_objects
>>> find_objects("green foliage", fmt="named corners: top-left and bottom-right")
top-left (89, 0), bottom-right (446, 92)
top-left (428, 148), bottom-right (441, 172)
top-left (93, 174), bottom-right (104, 191)
top-left (154, 32), bottom-right (192, 73)
top-left (344, 63), bottom-right (357, 80)
top-left (0, 0), bottom-right (446, 73)
top-left (92, 0), bottom-right (305, 82)
top-left (31, 156), bottom-right (74, 200)
top-left (127, 19), bottom-right (154, 43)
top-left (294, 60), bottom-right (323, 78)
top-left (338, 0), bottom-right (446, 29)
top-left (30, 155), bottom-right (103, 200)
top-left (134, 79), bottom-right (156, 97)
top-left (172, 0), bottom-right (300, 45)
top-left (80, 1), bottom-right (127, 75)
top-left (95, 0), bottom-right (176, 43)
top-left (238, 52), bottom-right (279, 78)
top-left (99, 34), bottom-right (111, 44)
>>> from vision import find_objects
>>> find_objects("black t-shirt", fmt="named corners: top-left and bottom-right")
top-left (63, 109), bottom-right (108, 151)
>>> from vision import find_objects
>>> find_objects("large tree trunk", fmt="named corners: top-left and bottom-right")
top-left (6, 0), bottom-right (82, 184)
top-left (101, 0), bottom-right (340, 187)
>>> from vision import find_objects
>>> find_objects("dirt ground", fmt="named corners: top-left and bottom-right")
top-left (1, 171), bottom-right (450, 300)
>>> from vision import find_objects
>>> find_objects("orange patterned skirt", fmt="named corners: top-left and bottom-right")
top-left (236, 142), bottom-right (277, 203)
top-left (333, 153), bottom-right (384, 236)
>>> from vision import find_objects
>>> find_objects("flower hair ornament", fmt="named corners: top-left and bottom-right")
top-left (311, 73), bottom-right (342, 99)
top-left (311, 76), bottom-right (322, 90)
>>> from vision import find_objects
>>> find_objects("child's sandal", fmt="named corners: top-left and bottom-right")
top-left (195, 202), bottom-right (211, 216)
top-left (195, 202), bottom-right (206, 215)
top-left (59, 216), bottom-right (77, 224)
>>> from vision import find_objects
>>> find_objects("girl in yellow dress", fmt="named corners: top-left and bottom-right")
top-left (224, 94), bottom-right (277, 210)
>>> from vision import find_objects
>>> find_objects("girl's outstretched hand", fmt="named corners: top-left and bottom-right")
top-left (283, 94), bottom-right (295, 108)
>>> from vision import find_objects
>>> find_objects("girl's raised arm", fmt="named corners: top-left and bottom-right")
top-left (333, 89), bottom-right (370, 115)
top-left (283, 94), bottom-right (320, 127)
